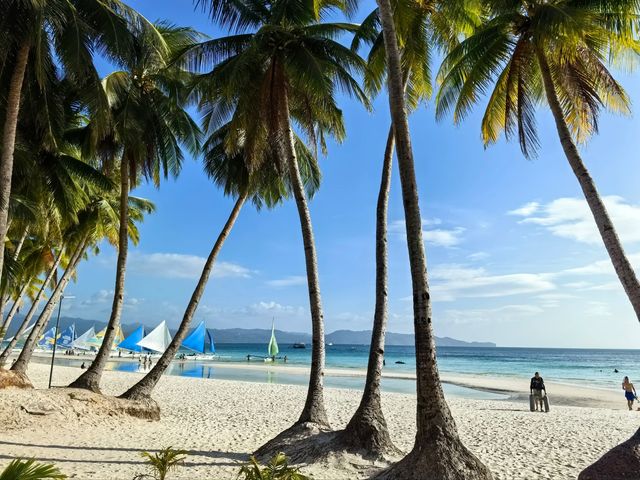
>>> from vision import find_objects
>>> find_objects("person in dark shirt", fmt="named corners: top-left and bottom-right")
top-left (530, 372), bottom-right (546, 412)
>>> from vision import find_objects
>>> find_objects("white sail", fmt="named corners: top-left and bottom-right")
top-left (73, 327), bottom-right (96, 350)
top-left (136, 321), bottom-right (172, 353)
top-left (5, 323), bottom-right (35, 342)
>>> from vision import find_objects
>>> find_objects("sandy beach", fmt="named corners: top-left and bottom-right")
top-left (1, 361), bottom-right (638, 480)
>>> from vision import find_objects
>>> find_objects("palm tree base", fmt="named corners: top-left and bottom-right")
top-left (371, 433), bottom-right (493, 480)
top-left (333, 402), bottom-right (403, 460)
top-left (254, 421), bottom-right (334, 463)
top-left (578, 428), bottom-right (640, 480)
top-left (67, 369), bottom-right (102, 393)
top-left (0, 368), bottom-right (33, 389)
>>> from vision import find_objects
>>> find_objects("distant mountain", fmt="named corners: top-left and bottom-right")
top-left (4, 317), bottom-right (495, 347)
top-left (326, 330), bottom-right (496, 347)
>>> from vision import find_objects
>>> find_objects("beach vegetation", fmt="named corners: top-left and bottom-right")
top-left (133, 447), bottom-right (188, 480)
top-left (194, 0), bottom-right (370, 458)
top-left (0, 459), bottom-right (66, 480)
top-left (69, 23), bottom-right (201, 393)
top-left (238, 453), bottom-right (309, 480)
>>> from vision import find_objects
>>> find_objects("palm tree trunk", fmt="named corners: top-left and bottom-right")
top-left (0, 280), bottom-right (30, 343)
top-left (372, 1), bottom-right (493, 477)
top-left (341, 125), bottom-right (399, 455)
top-left (121, 194), bottom-right (246, 401)
top-left (0, 253), bottom-right (63, 368)
top-left (278, 88), bottom-right (329, 427)
top-left (11, 240), bottom-right (86, 374)
top-left (0, 41), bottom-right (30, 284)
top-left (536, 48), bottom-right (640, 321)
top-left (0, 226), bottom-right (29, 325)
top-left (69, 159), bottom-right (130, 392)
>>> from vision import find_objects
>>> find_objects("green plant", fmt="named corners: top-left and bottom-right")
top-left (133, 447), bottom-right (187, 480)
top-left (238, 453), bottom-right (309, 480)
top-left (0, 459), bottom-right (66, 480)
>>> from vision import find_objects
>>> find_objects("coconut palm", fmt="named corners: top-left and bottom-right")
top-left (193, 0), bottom-right (368, 445)
top-left (368, 0), bottom-right (494, 477)
top-left (436, 0), bottom-right (640, 322)
top-left (335, 0), bottom-right (479, 457)
top-left (121, 121), bottom-right (320, 400)
top-left (0, 0), bottom-right (147, 284)
top-left (68, 24), bottom-right (201, 393)
top-left (8, 181), bottom-right (153, 378)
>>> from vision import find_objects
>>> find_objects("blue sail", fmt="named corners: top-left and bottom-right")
top-left (182, 321), bottom-right (207, 353)
top-left (118, 325), bottom-right (145, 352)
top-left (207, 329), bottom-right (215, 354)
top-left (38, 327), bottom-right (56, 349)
top-left (56, 324), bottom-right (75, 348)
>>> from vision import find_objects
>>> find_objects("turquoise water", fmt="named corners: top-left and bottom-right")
top-left (33, 344), bottom-right (640, 397)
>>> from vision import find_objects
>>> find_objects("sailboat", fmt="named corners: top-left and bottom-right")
top-left (73, 326), bottom-right (96, 350)
top-left (266, 320), bottom-right (279, 362)
top-left (83, 326), bottom-right (125, 351)
top-left (181, 321), bottom-right (215, 356)
top-left (37, 327), bottom-right (57, 349)
top-left (118, 325), bottom-right (145, 352)
top-left (56, 324), bottom-right (76, 349)
top-left (136, 320), bottom-right (172, 354)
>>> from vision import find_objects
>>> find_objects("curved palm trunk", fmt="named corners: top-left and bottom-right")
top-left (373, 1), bottom-right (492, 477)
top-left (69, 160), bottom-right (130, 392)
top-left (536, 48), bottom-right (640, 320)
top-left (0, 281), bottom-right (30, 343)
top-left (11, 240), bottom-right (86, 374)
top-left (340, 126), bottom-right (399, 455)
top-left (0, 254), bottom-right (63, 368)
top-left (0, 41), bottom-right (30, 284)
top-left (278, 89), bottom-right (329, 427)
top-left (0, 226), bottom-right (30, 329)
top-left (121, 194), bottom-right (246, 400)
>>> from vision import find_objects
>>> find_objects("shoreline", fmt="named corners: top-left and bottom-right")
top-left (1, 362), bottom-right (637, 480)
top-left (22, 350), bottom-right (628, 409)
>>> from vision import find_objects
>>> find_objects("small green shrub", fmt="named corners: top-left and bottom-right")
top-left (133, 446), bottom-right (187, 480)
top-left (0, 459), bottom-right (66, 480)
top-left (238, 453), bottom-right (309, 480)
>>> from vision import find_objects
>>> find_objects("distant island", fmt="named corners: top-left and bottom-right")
top-left (5, 316), bottom-right (496, 347)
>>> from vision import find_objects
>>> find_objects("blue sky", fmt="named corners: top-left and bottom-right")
top-left (57, 0), bottom-right (640, 348)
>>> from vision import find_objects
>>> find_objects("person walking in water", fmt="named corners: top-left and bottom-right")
top-left (622, 376), bottom-right (637, 411)
top-left (530, 372), bottom-right (546, 412)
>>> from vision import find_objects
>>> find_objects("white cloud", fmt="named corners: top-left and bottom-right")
top-left (511, 196), bottom-right (640, 244)
top-left (468, 251), bottom-right (490, 261)
top-left (443, 304), bottom-right (545, 324)
top-left (266, 276), bottom-right (306, 287)
top-left (128, 253), bottom-right (252, 280)
top-left (429, 264), bottom-right (555, 301)
top-left (508, 202), bottom-right (540, 217)
top-left (555, 253), bottom-right (640, 278)
top-left (389, 218), bottom-right (465, 247)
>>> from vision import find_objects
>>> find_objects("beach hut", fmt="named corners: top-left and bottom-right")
top-left (137, 321), bottom-right (172, 354)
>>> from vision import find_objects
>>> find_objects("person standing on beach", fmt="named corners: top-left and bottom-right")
top-left (530, 372), bottom-right (546, 411)
top-left (622, 376), bottom-right (637, 411)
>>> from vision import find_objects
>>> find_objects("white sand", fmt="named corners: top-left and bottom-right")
top-left (0, 362), bottom-right (637, 480)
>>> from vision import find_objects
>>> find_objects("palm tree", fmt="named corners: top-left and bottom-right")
top-left (193, 0), bottom-right (368, 444)
top-left (436, 0), bottom-right (640, 321)
top-left (0, 0), bottom-right (146, 283)
top-left (69, 24), bottom-right (201, 393)
top-left (121, 122), bottom-right (320, 401)
top-left (8, 182), bottom-right (153, 378)
top-left (369, 0), bottom-right (493, 477)
top-left (336, 0), bottom-right (478, 457)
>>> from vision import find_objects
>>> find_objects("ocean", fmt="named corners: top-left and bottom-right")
top-left (31, 343), bottom-right (640, 398)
